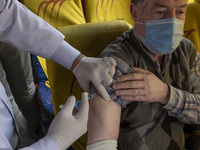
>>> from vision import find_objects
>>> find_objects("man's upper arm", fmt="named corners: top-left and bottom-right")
top-left (90, 56), bottom-right (133, 108)
top-left (87, 57), bottom-right (134, 144)
top-left (87, 94), bottom-right (121, 144)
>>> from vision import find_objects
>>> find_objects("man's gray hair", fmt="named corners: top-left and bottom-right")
top-left (131, 0), bottom-right (148, 6)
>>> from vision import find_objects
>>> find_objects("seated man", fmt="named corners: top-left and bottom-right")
top-left (86, 0), bottom-right (200, 149)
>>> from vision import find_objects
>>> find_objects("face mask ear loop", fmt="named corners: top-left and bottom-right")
top-left (133, 30), bottom-right (147, 50)
top-left (134, 30), bottom-right (143, 39)
top-left (134, 21), bottom-right (147, 39)
top-left (134, 22), bottom-right (146, 25)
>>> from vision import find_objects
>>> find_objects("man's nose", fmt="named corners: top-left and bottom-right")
top-left (165, 9), bottom-right (177, 19)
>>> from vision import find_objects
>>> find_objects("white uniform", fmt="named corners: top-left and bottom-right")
top-left (0, 0), bottom-right (81, 69)
top-left (0, 82), bottom-right (60, 150)
top-left (0, 0), bottom-right (80, 149)
top-left (0, 0), bottom-right (64, 59)
top-left (0, 82), bottom-right (19, 149)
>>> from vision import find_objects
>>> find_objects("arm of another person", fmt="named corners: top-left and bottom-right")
top-left (87, 94), bottom-right (121, 150)
top-left (0, 0), bottom-right (116, 100)
top-left (0, 85), bottom-right (89, 150)
top-left (0, 0), bottom-right (65, 59)
top-left (20, 92), bottom-right (89, 150)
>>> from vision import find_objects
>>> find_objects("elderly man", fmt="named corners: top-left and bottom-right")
top-left (87, 0), bottom-right (200, 149)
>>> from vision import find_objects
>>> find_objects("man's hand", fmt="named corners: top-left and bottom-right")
top-left (72, 56), bottom-right (116, 101)
top-left (47, 92), bottom-right (89, 150)
top-left (113, 67), bottom-right (170, 105)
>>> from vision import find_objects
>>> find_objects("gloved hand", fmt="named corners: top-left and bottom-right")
top-left (73, 56), bottom-right (116, 101)
top-left (47, 92), bottom-right (89, 150)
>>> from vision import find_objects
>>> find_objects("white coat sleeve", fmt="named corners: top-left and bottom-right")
top-left (0, 0), bottom-right (64, 59)
top-left (19, 136), bottom-right (60, 150)
top-left (0, 131), bottom-right (60, 150)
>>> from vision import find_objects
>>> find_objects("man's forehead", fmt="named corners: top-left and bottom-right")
top-left (146, 0), bottom-right (187, 6)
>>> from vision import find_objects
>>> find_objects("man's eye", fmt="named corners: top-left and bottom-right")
top-left (157, 11), bottom-right (165, 14)
top-left (177, 11), bottom-right (185, 15)
top-left (154, 11), bottom-right (166, 18)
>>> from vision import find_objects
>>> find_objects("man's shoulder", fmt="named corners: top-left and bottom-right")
top-left (99, 29), bottom-right (141, 65)
top-left (180, 37), bottom-right (196, 50)
top-left (176, 37), bottom-right (197, 66)
top-left (103, 31), bottom-right (133, 52)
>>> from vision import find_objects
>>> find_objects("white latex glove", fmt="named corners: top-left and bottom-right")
top-left (73, 57), bottom-right (116, 101)
top-left (47, 92), bottom-right (89, 150)
top-left (20, 93), bottom-right (89, 150)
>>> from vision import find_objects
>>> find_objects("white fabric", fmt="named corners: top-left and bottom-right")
top-left (0, 82), bottom-right (18, 149)
top-left (0, 0), bottom-right (83, 69)
top-left (86, 140), bottom-right (118, 150)
top-left (0, 1), bottom-right (79, 148)
top-left (0, 130), bottom-right (59, 150)
top-left (20, 136), bottom-right (60, 150)
top-left (0, 89), bottom-right (89, 150)
top-left (0, 80), bottom-right (66, 150)
top-left (0, 0), bottom-right (65, 60)
top-left (0, 128), bottom-right (12, 150)
top-left (51, 41), bottom-right (80, 69)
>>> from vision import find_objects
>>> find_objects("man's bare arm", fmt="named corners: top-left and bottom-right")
top-left (87, 94), bottom-right (121, 144)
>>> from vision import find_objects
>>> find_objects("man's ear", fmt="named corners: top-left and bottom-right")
top-left (130, 3), bottom-right (139, 21)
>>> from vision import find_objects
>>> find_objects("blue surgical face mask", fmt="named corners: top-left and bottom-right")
top-left (137, 18), bottom-right (184, 55)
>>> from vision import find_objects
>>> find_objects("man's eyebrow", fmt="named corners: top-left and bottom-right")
top-left (154, 3), bottom-right (168, 9)
top-left (153, 3), bottom-right (187, 9)
top-left (178, 3), bottom-right (187, 8)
